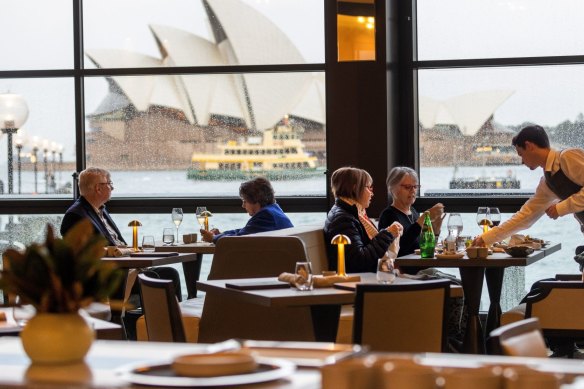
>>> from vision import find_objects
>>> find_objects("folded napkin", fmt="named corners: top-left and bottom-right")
top-left (278, 273), bottom-right (361, 288)
top-left (105, 246), bottom-right (133, 257)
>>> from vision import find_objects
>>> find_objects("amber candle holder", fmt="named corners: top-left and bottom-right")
top-left (331, 234), bottom-right (351, 277)
top-left (127, 220), bottom-right (142, 252)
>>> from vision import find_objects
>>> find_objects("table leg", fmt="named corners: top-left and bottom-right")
top-left (182, 254), bottom-right (203, 299)
top-left (110, 269), bottom-right (130, 337)
top-left (310, 305), bottom-right (341, 342)
top-left (485, 267), bottom-right (505, 336)
top-left (459, 267), bottom-right (486, 354)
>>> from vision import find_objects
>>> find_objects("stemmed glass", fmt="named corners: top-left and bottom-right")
top-left (171, 208), bottom-right (183, 245)
top-left (489, 207), bottom-right (501, 227)
top-left (476, 207), bottom-right (491, 233)
top-left (447, 213), bottom-right (463, 237)
top-left (196, 207), bottom-right (207, 230)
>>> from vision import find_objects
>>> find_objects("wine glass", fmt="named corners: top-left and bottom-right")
top-left (489, 207), bottom-right (501, 227)
top-left (196, 206), bottom-right (207, 230)
top-left (476, 207), bottom-right (491, 233)
top-left (377, 258), bottom-right (396, 284)
top-left (171, 208), bottom-right (183, 245)
top-left (447, 213), bottom-right (464, 237)
top-left (12, 296), bottom-right (36, 327)
top-left (162, 227), bottom-right (175, 246)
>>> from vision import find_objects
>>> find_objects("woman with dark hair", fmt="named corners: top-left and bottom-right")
top-left (324, 167), bottom-right (403, 273)
top-left (378, 166), bottom-right (444, 258)
top-left (201, 176), bottom-right (293, 243)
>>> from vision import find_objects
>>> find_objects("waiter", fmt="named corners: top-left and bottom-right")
top-left (473, 124), bottom-right (584, 250)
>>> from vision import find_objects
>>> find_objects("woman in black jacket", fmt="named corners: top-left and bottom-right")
top-left (324, 167), bottom-right (403, 273)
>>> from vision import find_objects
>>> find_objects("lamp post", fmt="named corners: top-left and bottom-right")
top-left (57, 144), bottom-right (63, 187)
top-left (31, 136), bottom-right (39, 194)
top-left (0, 93), bottom-right (29, 194)
top-left (14, 136), bottom-right (23, 194)
top-left (42, 139), bottom-right (49, 194)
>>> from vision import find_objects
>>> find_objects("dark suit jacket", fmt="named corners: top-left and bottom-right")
top-left (213, 203), bottom-right (293, 243)
top-left (60, 196), bottom-right (127, 246)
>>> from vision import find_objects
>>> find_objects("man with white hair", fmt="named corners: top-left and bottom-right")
top-left (61, 167), bottom-right (125, 245)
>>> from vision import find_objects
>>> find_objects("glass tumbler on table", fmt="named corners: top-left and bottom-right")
top-left (142, 236), bottom-right (155, 252)
top-left (162, 228), bottom-right (175, 246)
top-left (377, 258), bottom-right (396, 284)
top-left (294, 262), bottom-right (314, 291)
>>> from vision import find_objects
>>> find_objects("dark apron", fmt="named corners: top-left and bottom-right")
top-left (544, 157), bottom-right (584, 232)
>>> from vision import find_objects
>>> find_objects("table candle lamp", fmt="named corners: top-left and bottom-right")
top-left (331, 234), bottom-right (351, 277)
top-left (201, 210), bottom-right (213, 231)
top-left (128, 220), bottom-right (142, 252)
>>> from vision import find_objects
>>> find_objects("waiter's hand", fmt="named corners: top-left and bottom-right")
top-left (545, 204), bottom-right (560, 219)
top-left (472, 236), bottom-right (485, 247)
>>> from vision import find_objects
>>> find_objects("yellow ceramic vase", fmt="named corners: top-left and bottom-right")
top-left (21, 313), bottom-right (95, 364)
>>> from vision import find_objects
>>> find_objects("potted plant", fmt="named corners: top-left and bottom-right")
top-left (0, 219), bottom-right (123, 364)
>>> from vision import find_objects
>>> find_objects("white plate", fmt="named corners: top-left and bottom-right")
top-left (435, 253), bottom-right (465, 260)
top-left (117, 357), bottom-right (295, 387)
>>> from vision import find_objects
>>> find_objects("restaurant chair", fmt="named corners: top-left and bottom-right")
top-left (488, 317), bottom-right (548, 357)
top-left (352, 279), bottom-right (450, 352)
top-left (199, 236), bottom-right (316, 343)
top-left (137, 273), bottom-right (199, 342)
top-left (500, 274), bottom-right (584, 357)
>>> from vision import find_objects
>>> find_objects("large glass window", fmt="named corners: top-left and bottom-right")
top-left (0, 78), bottom-right (76, 196)
top-left (0, 0), bottom-right (73, 71)
top-left (83, 0), bottom-right (325, 67)
top-left (417, 0), bottom-right (584, 60)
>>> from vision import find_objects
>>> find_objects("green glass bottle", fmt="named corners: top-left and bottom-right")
top-left (420, 211), bottom-right (436, 259)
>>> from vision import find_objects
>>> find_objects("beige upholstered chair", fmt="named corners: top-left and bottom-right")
top-left (501, 275), bottom-right (584, 353)
top-left (199, 236), bottom-right (316, 343)
top-left (352, 280), bottom-right (450, 352)
top-left (488, 318), bottom-right (548, 357)
top-left (137, 273), bottom-right (199, 342)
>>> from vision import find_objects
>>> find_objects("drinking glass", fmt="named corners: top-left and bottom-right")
top-left (294, 262), bottom-right (314, 291)
top-left (377, 258), bottom-right (396, 284)
top-left (162, 228), bottom-right (175, 245)
top-left (196, 206), bottom-right (207, 230)
top-left (142, 236), bottom-right (155, 252)
top-left (447, 213), bottom-right (463, 236)
top-left (476, 207), bottom-right (491, 233)
top-left (12, 296), bottom-right (36, 327)
top-left (171, 208), bottom-right (184, 245)
top-left (489, 207), bottom-right (501, 227)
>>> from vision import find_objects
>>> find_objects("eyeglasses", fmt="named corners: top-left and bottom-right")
top-left (400, 184), bottom-right (420, 191)
top-left (98, 181), bottom-right (114, 189)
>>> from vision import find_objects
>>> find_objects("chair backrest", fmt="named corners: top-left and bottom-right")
top-left (250, 225), bottom-right (329, 274)
top-left (138, 273), bottom-right (186, 342)
top-left (488, 317), bottom-right (548, 357)
top-left (526, 280), bottom-right (584, 338)
top-left (207, 236), bottom-right (308, 280)
top-left (352, 279), bottom-right (450, 352)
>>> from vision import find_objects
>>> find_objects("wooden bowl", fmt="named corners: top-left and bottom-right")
top-left (504, 246), bottom-right (534, 257)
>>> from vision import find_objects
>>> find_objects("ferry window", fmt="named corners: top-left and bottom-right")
top-left (417, 65), bottom-right (584, 197)
top-left (0, 78), bottom-right (76, 197)
top-left (83, 0), bottom-right (324, 68)
top-left (417, 0), bottom-right (584, 61)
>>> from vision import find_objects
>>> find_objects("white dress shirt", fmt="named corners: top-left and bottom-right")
top-left (482, 147), bottom-right (584, 245)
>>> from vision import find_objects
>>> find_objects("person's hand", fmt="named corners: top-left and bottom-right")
top-left (386, 221), bottom-right (403, 238)
top-left (472, 236), bottom-right (485, 247)
top-left (200, 229), bottom-right (217, 243)
top-left (545, 203), bottom-right (560, 219)
top-left (428, 203), bottom-right (444, 221)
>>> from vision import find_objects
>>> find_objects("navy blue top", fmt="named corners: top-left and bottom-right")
top-left (213, 203), bottom-right (293, 242)
top-left (60, 196), bottom-right (127, 246)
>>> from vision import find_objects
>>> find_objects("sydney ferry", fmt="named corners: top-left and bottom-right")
top-left (187, 125), bottom-right (322, 180)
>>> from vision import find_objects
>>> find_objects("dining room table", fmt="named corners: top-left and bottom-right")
top-left (155, 241), bottom-right (215, 298)
top-left (395, 242), bottom-right (561, 355)
top-left (2, 336), bottom-right (584, 388)
top-left (196, 273), bottom-right (463, 343)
